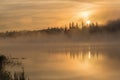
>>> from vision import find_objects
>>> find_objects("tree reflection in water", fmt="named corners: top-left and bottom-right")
top-left (67, 48), bottom-right (104, 63)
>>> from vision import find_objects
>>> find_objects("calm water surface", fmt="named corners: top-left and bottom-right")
top-left (1, 44), bottom-right (120, 80)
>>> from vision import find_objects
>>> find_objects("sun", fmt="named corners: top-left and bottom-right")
top-left (77, 11), bottom-right (90, 19)
top-left (82, 12), bottom-right (89, 18)
top-left (77, 11), bottom-right (92, 25)
top-left (86, 20), bottom-right (91, 25)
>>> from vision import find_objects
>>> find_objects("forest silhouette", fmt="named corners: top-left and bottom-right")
top-left (0, 19), bottom-right (120, 40)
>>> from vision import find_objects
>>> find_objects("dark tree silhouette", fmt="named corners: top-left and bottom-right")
top-left (0, 55), bottom-right (28, 80)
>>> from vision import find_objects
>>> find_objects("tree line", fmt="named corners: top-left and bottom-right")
top-left (0, 19), bottom-right (120, 38)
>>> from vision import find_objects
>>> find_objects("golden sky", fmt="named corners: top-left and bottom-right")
top-left (0, 0), bottom-right (120, 31)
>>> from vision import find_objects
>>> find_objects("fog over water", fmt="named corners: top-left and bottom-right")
top-left (0, 39), bottom-right (120, 80)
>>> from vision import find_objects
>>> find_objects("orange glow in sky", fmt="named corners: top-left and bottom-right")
top-left (0, 0), bottom-right (120, 31)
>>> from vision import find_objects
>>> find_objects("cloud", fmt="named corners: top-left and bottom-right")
top-left (0, 0), bottom-right (120, 32)
top-left (68, 0), bottom-right (97, 2)
top-left (67, 0), bottom-right (120, 3)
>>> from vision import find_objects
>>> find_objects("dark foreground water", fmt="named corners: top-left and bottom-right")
top-left (0, 43), bottom-right (120, 80)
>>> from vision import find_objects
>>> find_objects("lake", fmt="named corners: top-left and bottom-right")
top-left (0, 43), bottom-right (120, 80)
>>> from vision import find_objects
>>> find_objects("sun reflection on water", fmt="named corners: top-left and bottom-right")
top-left (88, 51), bottom-right (91, 59)
top-left (68, 49), bottom-right (104, 63)
top-left (64, 48), bottom-right (105, 74)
